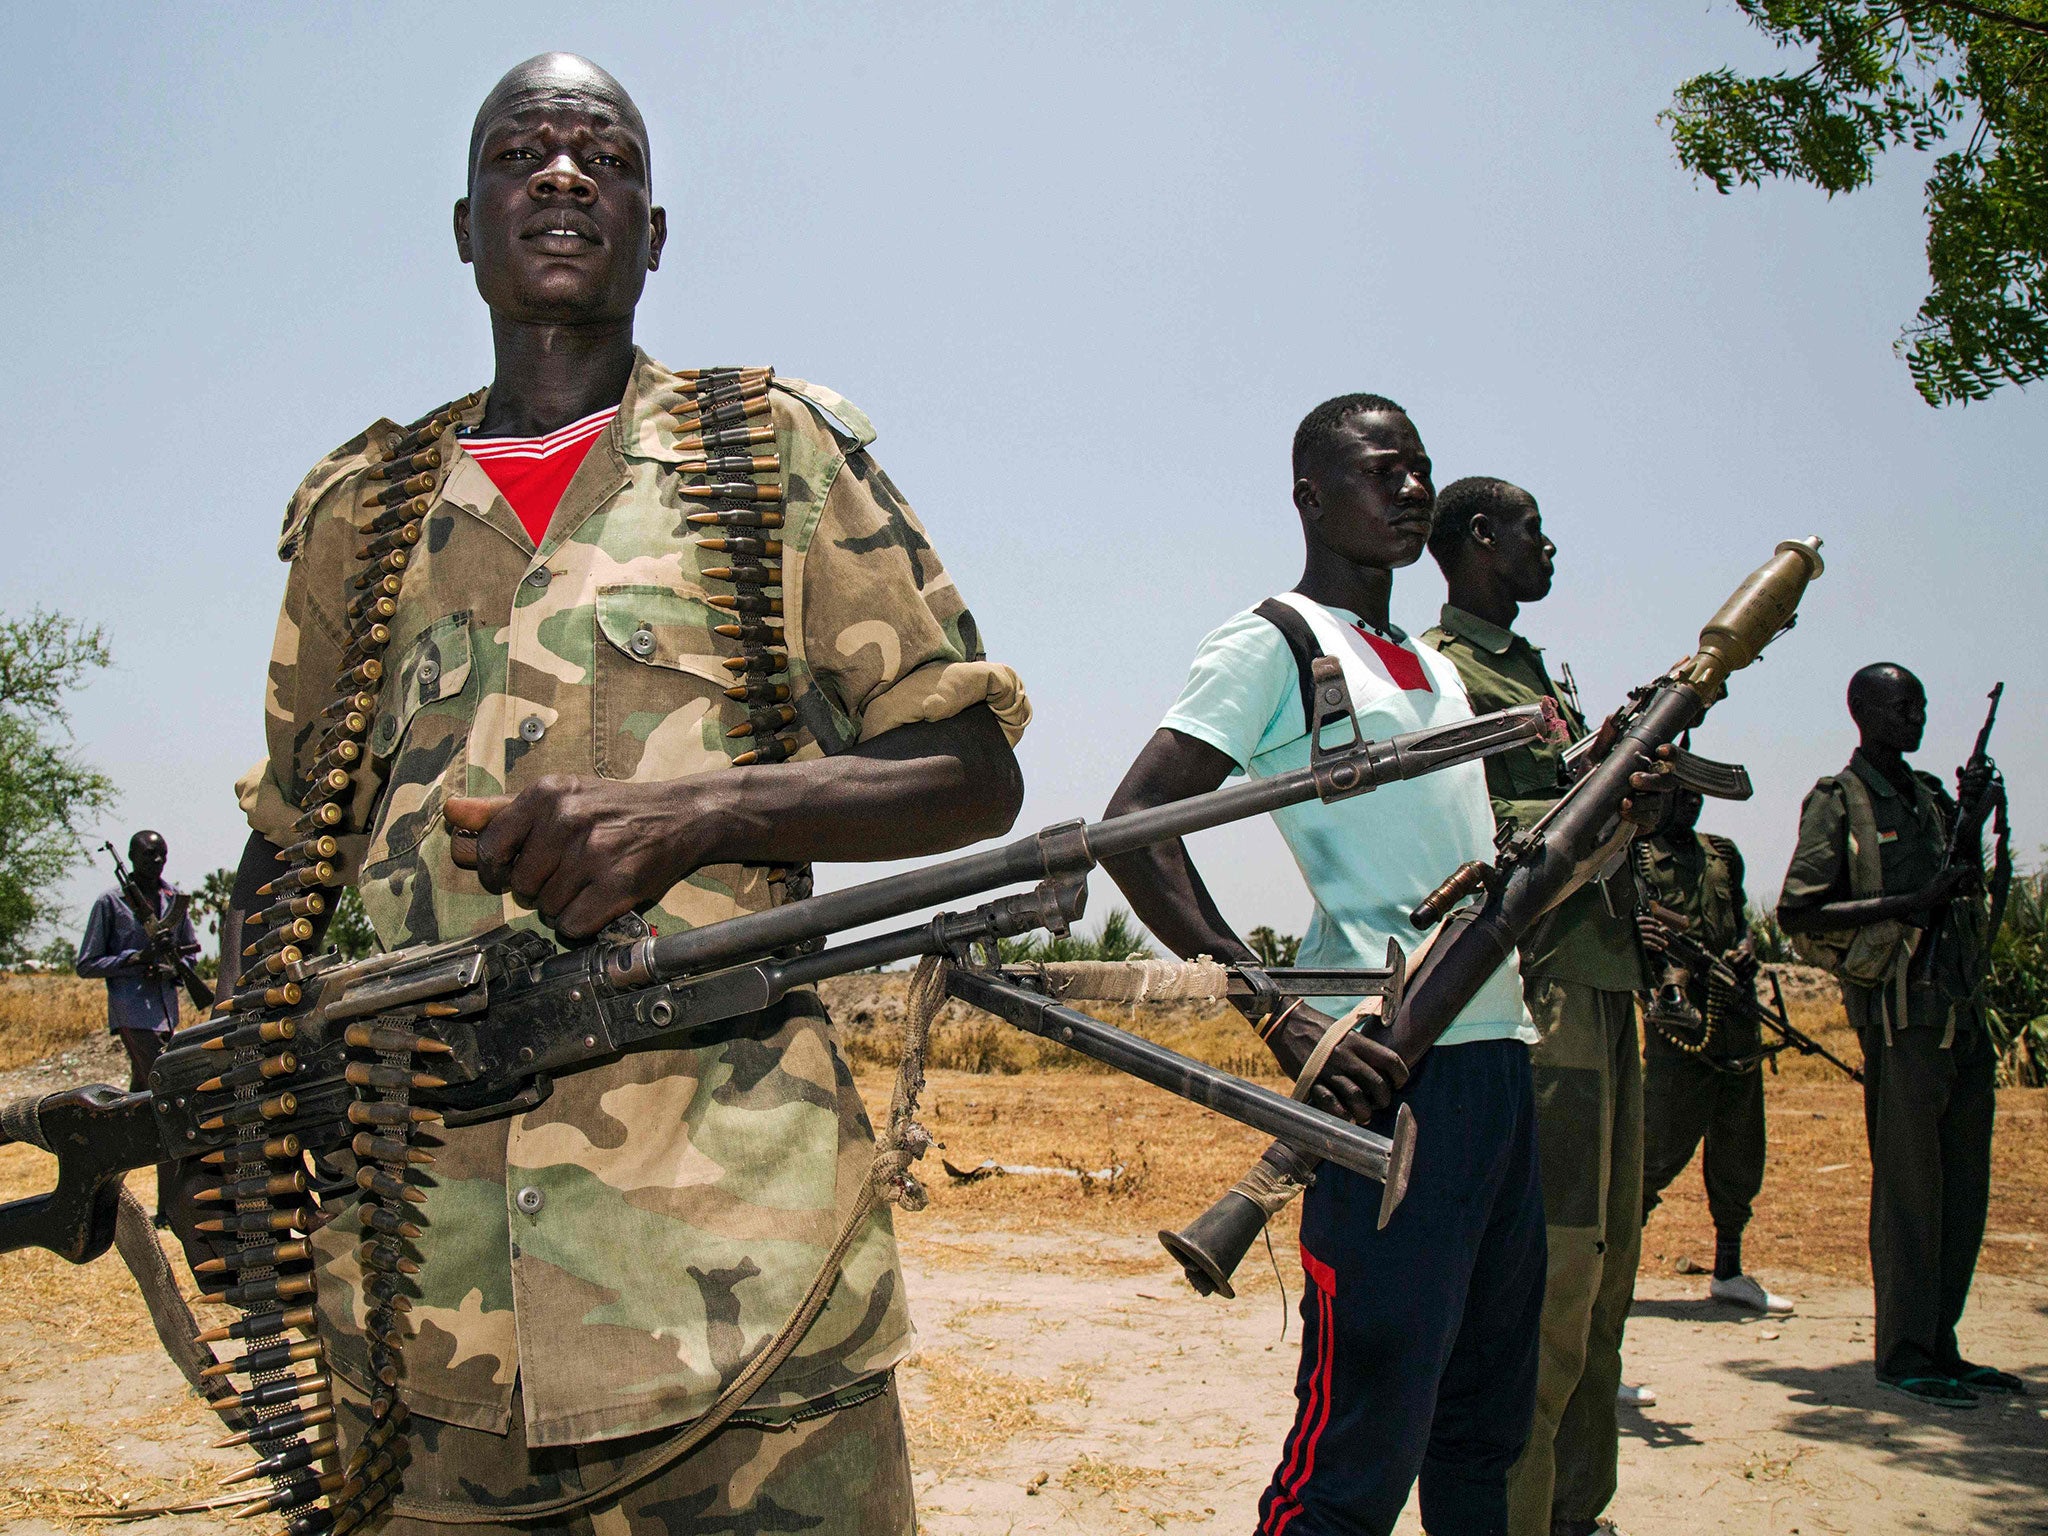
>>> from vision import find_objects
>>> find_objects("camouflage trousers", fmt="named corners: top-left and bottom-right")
top-left (334, 1372), bottom-right (913, 1536)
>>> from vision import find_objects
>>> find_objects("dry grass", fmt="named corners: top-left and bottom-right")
top-left (0, 974), bottom-right (108, 1072)
top-left (821, 975), bottom-right (1274, 1080)
top-left (0, 1424), bottom-right (218, 1523)
top-left (897, 1349), bottom-right (1058, 1478)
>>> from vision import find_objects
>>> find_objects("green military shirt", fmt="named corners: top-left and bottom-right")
top-left (1778, 749), bottom-right (1985, 1034)
top-left (239, 352), bottom-right (1030, 1447)
top-left (1421, 604), bottom-right (1647, 992)
top-left (1634, 830), bottom-right (1748, 1023)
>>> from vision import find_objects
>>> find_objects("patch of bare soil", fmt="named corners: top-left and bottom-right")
top-left (0, 974), bottom-right (2041, 1533)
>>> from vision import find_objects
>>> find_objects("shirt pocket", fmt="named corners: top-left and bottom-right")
top-left (592, 585), bottom-right (732, 782)
top-left (363, 612), bottom-right (475, 868)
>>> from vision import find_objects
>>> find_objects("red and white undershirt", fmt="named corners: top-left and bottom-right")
top-left (464, 406), bottom-right (618, 545)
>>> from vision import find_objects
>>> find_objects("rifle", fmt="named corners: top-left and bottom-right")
top-left (103, 841), bottom-right (215, 1012)
top-left (1, 697), bottom-right (1549, 1268)
top-left (1640, 900), bottom-right (1862, 1082)
top-left (1160, 537), bottom-right (1827, 1297)
top-left (1912, 682), bottom-right (2004, 985)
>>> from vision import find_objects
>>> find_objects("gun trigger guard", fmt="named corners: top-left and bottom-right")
top-left (440, 1074), bottom-right (553, 1129)
top-left (1665, 746), bottom-right (1754, 801)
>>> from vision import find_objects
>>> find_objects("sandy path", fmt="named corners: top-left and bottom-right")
top-left (896, 1228), bottom-right (2045, 1536)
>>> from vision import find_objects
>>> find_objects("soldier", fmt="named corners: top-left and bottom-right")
top-left (76, 830), bottom-right (198, 1091)
top-left (1635, 788), bottom-right (1794, 1317)
top-left (224, 54), bottom-right (1029, 1531)
top-left (1422, 477), bottom-right (1652, 1536)
top-left (1776, 664), bottom-right (2020, 1409)
top-left (1103, 395), bottom-right (1547, 1536)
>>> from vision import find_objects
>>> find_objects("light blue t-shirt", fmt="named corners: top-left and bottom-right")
top-left (1161, 597), bottom-right (1535, 1048)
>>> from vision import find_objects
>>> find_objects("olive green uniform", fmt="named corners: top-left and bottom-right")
top-left (1422, 606), bottom-right (1648, 1536)
top-left (1636, 831), bottom-right (1768, 1241)
top-left (1777, 750), bottom-right (1995, 1383)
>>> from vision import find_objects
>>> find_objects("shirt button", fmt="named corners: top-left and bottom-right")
top-left (519, 715), bottom-right (546, 743)
top-left (526, 567), bottom-right (552, 589)
top-left (515, 1186), bottom-right (545, 1215)
top-left (417, 657), bottom-right (440, 687)
top-left (630, 627), bottom-right (656, 657)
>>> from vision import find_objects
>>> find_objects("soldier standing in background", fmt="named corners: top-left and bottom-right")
top-left (1423, 477), bottom-right (1653, 1536)
top-left (1777, 664), bottom-right (2020, 1409)
top-left (76, 830), bottom-right (197, 1091)
top-left (1635, 788), bottom-right (1794, 1317)
top-left (226, 53), bottom-right (1028, 1530)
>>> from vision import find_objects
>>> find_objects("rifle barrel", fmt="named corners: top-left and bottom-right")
top-left (640, 707), bottom-right (1547, 983)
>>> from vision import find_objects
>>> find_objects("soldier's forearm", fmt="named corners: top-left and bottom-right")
top-left (694, 704), bottom-right (1024, 865)
top-left (1776, 892), bottom-right (1926, 935)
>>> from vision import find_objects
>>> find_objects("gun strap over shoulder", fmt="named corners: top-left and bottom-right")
top-left (1798, 771), bottom-right (1917, 1024)
top-left (1254, 598), bottom-right (1325, 736)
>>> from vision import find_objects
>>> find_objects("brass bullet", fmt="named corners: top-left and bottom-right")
top-left (343, 1022), bottom-right (452, 1055)
top-left (361, 1205), bottom-right (422, 1239)
top-left (676, 454), bottom-right (780, 476)
top-left (212, 1400), bottom-right (333, 1448)
top-left (197, 1090), bottom-right (298, 1133)
top-left (355, 1166), bottom-right (428, 1204)
top-left (351, 1131), bottom-right (435, 1165)
top-left (720, 648), bottom-right (789, 673)
top-left (219, 1271), bottom-right (316, 1306)
top-left (196, 1050), bottom-right (298, 1092)
top-left (724, 681), bottom-right (791, 705)
top-left (345, 1062), bottom-right (447, 1092)
top-left (732, 735), bottom-right (799, 767)
top-left (201, 1336), bottom-right (323, 1379)
top-left (701, 564), bottom-right (782, 586)
top-left (671, 422), bottom-right (775, 453)
top-left (251, 894), bottom-right (325, 927)
top-left (368, 446), bottom-right (441, 478)
top-left (679, 481), bottom-right (783, 504)
top-left (245, 919), bottom-right (313, 957)
top-left (195, 1238), bottom-right (311, 1276)
top-left (293, 800), bottom-right (347, 832)
top-left (220, 1434), bottom-right (337, 1486)
top-left (685, 507), bottom-right (783, 528)
top-left (277, 834), bottom-right (342, 864)
top-left (727, 705), bottom-right (797, 739)
top-left (230, 1469), bottom-right (342, 1517)
top-left (196, 1304), bottom-right (316, 1344)
top-left (347, 1100), bottom-right (441, 1128)
top-left (355, 523), bottom-right (422, 563)
top-left (696, 536), bottom-right (782, 558)
top-left (706, 593), bottom-right (783, 616)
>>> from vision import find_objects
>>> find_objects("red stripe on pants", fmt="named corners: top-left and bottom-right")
top-left (1261, 1246), bottom-right (1338, 1536)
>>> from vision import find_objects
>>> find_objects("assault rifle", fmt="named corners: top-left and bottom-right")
top-left (1912, 681), bottom-right (2004, 986)
top-left (0, 698), bottom-right (1552, 1268)
top-left (1640, 900), bottom-right (1862, 1081)
top-left (1161, 538), bottom-right (1827, 1296)
top-left (103, 841), bottom-right (215, 1012)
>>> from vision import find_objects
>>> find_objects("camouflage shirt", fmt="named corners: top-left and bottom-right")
top-left (239, 350), bottom-right (1029, 1447)
top-left (1635, 832), bottom-right (1747, 1007)
top-left (1421, 604), bottom-right (1647, 992)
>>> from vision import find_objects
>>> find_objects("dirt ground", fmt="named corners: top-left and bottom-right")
top-left (0, 983), bottom-right (2043, 1533)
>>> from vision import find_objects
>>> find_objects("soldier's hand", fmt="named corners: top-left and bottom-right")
top-left (1910, 864), bottom-right (1974, 922)
top-left (446, 777), bottom-right (723, 940)
top-left (1729, 944), bottom-right (1762, 988)
top-left (1636, 914), bottom-right (1672, 953)
top-left (1263, 1003), bottom-right (1408, 1125)
top-left (1958, 760), bottom-right (1996, 809)
top-left (1619, 744), bottom-right (1678, 832)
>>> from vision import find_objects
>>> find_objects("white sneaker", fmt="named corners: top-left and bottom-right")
top-left (1710, 1273), bottom-right (1794, 1315)
top-left (1616, 1382), bottom-right (1658, 1407)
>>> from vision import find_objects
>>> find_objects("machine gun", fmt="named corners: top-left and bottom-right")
top-left (1160, 537), bottom-right (1826, 1297)
top-left (1912, 681), bottom-right (2004, 985)
top-left (103, 840), bottom-right (215, 1012)
top-left (1639, 900), bottom-right (1861, 1081)
top-left (0, 689), bottom-right (1546, 1524)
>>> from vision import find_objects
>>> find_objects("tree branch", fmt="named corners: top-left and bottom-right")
top-left (1924, 1), bottom-right (2048, 39)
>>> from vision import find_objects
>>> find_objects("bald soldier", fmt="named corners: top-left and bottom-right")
top-left (1777, 665), bottom-right (2018, 1410)
top-left (226, 54), bottom-right (1028, 1531)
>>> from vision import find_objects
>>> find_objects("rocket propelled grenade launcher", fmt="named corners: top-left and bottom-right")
top-left (1160, 538), bottom-right (1825, 1299)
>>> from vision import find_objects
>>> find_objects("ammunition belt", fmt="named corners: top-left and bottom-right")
top-left (670, 367), bottom-right (812, 903)
top-left (169, 390), bottom-right (477, 1534)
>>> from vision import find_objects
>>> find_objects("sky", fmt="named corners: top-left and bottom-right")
top-left (4, 2), bottom-right (2042, 954)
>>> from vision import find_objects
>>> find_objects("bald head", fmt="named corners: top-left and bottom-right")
top-left (469, 54), bottom-right (649, 190)
top-left (1848, 662), bottom-right (1926, 755)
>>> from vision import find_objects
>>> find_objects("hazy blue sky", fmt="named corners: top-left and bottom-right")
top-left (6, 2), bottom-right (2042, 950)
